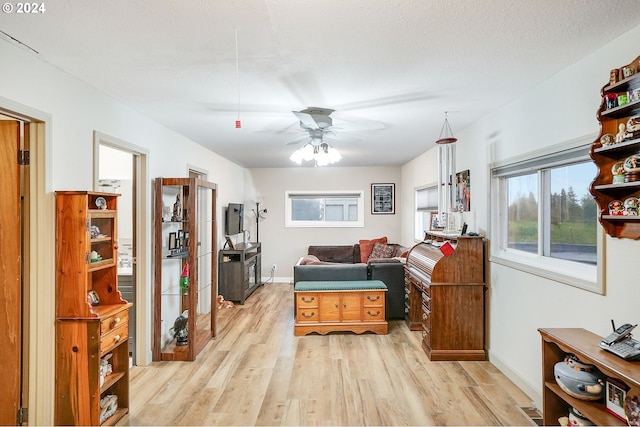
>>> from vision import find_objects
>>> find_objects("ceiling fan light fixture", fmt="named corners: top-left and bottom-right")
top-left (290, 141), bottom-right (341, 167)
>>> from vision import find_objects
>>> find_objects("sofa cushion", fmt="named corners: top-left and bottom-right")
top-left (308, 245), bottom-right (356, 263)
top-left (359, 236), bottom-right (388, 263)
top-left (369, 242), bottom-right (396, 260)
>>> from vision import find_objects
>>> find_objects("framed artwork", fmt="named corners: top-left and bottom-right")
top-left (168, 232), bottom-right (177, 250)
top-left (371, 183), bottom-right (395, 214)
top-left (224, 234), bottom-right (235, 250)
top-left (455, 169), bottom-right (471, 212)
top-left (428, 211), bottom-right (442, 231)
top-left (606, 377), bottom-right (629, 422)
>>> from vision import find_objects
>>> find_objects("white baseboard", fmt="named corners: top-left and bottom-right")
top-left (261, 276), bottom-right (293, 284)
top-left (488, 349), bottom-right (541, 411)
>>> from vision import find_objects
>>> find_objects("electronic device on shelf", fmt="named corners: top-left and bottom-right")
top-left (599, 320), bottom-right (640, 360)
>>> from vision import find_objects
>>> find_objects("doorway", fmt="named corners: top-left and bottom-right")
top-left (95, 132), bottom-right (149, 366)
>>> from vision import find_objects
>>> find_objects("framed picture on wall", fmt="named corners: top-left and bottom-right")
top-left (371, 183), bottom-right (395, 214)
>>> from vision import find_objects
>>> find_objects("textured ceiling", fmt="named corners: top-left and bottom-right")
top-left (2, 1), bottom-right (640, 167)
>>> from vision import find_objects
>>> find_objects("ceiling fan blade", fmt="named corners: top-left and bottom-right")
top-left (329, 120), bottom-right (386, 132)
top-left (324, 132), bottom-right (363, 144)
top-left (284, 134), bottom-right (310, 146)
top-left (292, 110), bottom-right (319, 130)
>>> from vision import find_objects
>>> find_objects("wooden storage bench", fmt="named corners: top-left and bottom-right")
top-left (294, 280), bottom-right (388, 336)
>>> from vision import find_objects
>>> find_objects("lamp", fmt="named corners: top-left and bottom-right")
top-left (436, 112), bottom-right (457, 232)
top-left (289, 138), bottom-right (341, 167)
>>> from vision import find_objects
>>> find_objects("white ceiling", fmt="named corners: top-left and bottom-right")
top-left (2, 1), bottom-right (640, 168)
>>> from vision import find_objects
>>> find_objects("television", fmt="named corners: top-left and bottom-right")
top-left (225, 203), bottom-right (244, 235)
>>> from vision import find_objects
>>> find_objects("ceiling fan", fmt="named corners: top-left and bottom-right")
top-left (285, 107), bottom-right (385, 146)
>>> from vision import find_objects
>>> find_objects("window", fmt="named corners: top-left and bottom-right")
top-left (285, 191), bottom-right (364, 227)
top-left (415, 184), bottom-right (438, 240)
top-left (491, 139), bottom-right (604, 293)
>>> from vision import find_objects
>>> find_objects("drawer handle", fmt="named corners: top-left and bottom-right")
top-left (366, 295), bottom-right (380, 301)
top-left (113, 334), bottom-right (121, 342)
top-left (366, 310), bottom-right (381, 316)
top-left (422, 313), bottom-right (427, 320)
top-left (301, 311), bottom-right (315, 318)
top-left (109, 317), bottom-right (121, 329)
top-left (301, 296), bottom-right (315, 303)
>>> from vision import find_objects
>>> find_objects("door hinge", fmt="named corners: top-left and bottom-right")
top-left (17, 407), bottom-right (28, 424)
top-left (18, 150), bottom-right (30, 165)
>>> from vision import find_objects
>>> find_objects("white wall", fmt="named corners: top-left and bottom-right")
top-left (0, 38), bottom-right (248, 425)
top-left (401, 24), bottom-right (640, 407)
top-left (249, 166), bottom-right (403, 280)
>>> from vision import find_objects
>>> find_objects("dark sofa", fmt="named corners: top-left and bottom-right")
top-left (293, 243), bottom-right (407, 319)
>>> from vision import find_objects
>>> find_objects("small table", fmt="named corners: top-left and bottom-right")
top-left (294, 280), bottom-right (388, 336)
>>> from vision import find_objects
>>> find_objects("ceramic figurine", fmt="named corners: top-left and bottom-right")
top-left (171, 194), bottom-right (182, 221)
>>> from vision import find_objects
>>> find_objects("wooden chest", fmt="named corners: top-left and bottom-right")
top-left (294, 280), bottom-right (388, 336)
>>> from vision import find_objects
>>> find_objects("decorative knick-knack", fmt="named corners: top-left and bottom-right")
top-left (171, 194), bottom-right (182, 221)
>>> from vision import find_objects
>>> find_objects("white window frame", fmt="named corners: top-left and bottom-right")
top-left (285, 190), bottom-right (365, 228)
top-left (489, 135), bottom-right (605, 294)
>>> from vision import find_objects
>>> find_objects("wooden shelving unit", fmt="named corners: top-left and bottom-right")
top-left (153, 177), bottom-right (217, 362)
top-left (55, 191), bottom-right (132, 426)
top-left (590, 54), bottom-right (640, 239)
top-left (539, 328), bottom-right (640, 426)
top-left (218, 242), bottom-right (262, 304)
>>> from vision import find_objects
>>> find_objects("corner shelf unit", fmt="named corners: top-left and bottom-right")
top-left (590, 54), bottom-right (640, 238)
top-left (55, 191), bottom-right (132, 426)
top-left (539, 328), bottom-right (640, 426)
top-left (153, 177), bottom-right (217, 362)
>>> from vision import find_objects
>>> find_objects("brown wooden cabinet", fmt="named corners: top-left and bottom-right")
top-left (590, 54), bottom-right (640, 239)
top-left (55, 191), bottom-right (132, 426)
top-left (539, 328), bottom-right (640, 426)
top-left (294, 284), bottom-right (388, 336)
top-left (153, 177), bottom-right (217, 362)
top-left (218, 242), bottom-right (261, 304)
top-left (405, 232), bottom-right (486, 361)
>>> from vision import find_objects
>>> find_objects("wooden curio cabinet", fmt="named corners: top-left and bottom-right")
top-left (55, 191), bottom-right (132, 426)
top-left (590, 54), bottom-right (640, 238)
top-left (153, 177), bottom-right (217, 362)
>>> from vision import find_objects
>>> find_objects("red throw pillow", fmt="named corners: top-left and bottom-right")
top-left (359, 236), bottom-right (387, 263)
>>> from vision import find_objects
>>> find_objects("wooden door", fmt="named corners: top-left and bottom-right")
top-left (0, 120), bottom-right (22, 425)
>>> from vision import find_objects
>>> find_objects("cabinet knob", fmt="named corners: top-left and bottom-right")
top-left (113, 334), bottom-right (121, 342)
top-left (343, 304), bottom-right (347, 308)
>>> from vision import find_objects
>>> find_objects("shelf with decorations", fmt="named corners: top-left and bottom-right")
top-left (55, 191), bottom-right (132, 426)
top-left (153, 177), bottom-right (217, 362)
top-left (590, 55), bottom-right (640, 238)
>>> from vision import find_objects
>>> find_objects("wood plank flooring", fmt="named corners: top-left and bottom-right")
top-left (119, 282), bottom-right (535, 426)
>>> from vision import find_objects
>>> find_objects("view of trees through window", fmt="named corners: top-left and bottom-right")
top-left (507, 162), bottom-right (597, 265)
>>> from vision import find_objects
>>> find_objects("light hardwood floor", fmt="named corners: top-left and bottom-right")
top-left (120, 282), bottom-right (535, 426)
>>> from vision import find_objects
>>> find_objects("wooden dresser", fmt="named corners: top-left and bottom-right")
top-left (405, 232), bottom-right (486, 361)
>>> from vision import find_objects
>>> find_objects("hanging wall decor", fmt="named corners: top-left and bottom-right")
top-left (455, 169), bottom-right (471, 212)
top-left (371, 183), bottom-right (395, 214)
